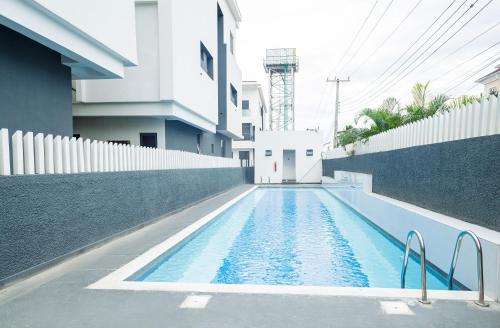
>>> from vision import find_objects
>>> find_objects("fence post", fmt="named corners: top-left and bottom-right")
top-left (83, 139), bottom-right (91, 172)
top-left (62, 136), bottom-right (71, 174)
top-left (90, 140), bottom-right (98, 172)
top-left (77, 138), bottom-right (85, 173)
top-left (23, 132), bottom-right (35, 175)
top-left (103, 142), bottom-right (109, 172)
top-left (34, 133), bottom-right (45, 174)
top-left (44, 135), bottom-right (54, 174)
top-left (0, 129), bottom-right (11, 175)
top-left (53, 136), bottom-right (63, 174)
top-left (12, 130), bottom-right (24, 175)
top-left (69, 137), bottom-right (78, 173)
top-left (109, 143), bottom-right (115, 172)
top-left (98, 141), bottom-right (104, 172)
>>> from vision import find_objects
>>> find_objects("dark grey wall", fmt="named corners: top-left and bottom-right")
top-left (165, 120), bottom-right (232, 157)
top-left (0, 168), bottom-right (253, 284)
top-left (0, 25), bottom-right (72, 137)
top-left (323, 135), bottom-right (500, 231)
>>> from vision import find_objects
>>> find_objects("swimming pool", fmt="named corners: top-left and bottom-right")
top-left (130, 187), bottom-right (454, 289)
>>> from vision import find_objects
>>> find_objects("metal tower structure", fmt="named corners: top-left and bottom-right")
top-left (264, 48), bottom-right (299, 131)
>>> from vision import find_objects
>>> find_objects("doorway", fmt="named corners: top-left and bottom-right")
top-left (282, 149), bottom-right (296, 183)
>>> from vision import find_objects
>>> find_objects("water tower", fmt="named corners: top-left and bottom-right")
top-left (264, 48), bottom-right (299, 131)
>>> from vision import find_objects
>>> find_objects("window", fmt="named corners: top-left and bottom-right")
top-left (242, 123), bottom-right (253, 140)
top-left (200, 42), bottom-right (213, 79)
top-left (108, 140), bottom-right (131, 145)
top-left (242, 100), bottom-right (249, 110)
top-left (265, 150), bottom-right (272, 156)
top-left (230, 84), bottom-right (238, 106)
top-left (140, 133), bottom-right (157, 148)
top-left (230, 32), bottom-right (235, 54)
top-left (211, 144), bottom-right (215, 154)
top-left (306, 149), bottom-right (314, 156)
top-left (196, 134), bottom-right (201, 154)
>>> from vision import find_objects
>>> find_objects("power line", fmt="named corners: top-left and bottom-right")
top-left (337, 0), bottom-right (396, 75)
top-left (343, 0), bottom-right (493, 110)
top-left (420, 20), bottom-right (500, 74)
top-left (330, 1), bottom-right (379, 76)
top-left (430, 41), bottom-right (499, 81)
top-left (349, 0), bottom-right (425, 77)
top-left (343, 0), bottom-right (472, 107)
top-left (340, 0), bottom-right (462, 104)
top-left (442, 55), bottom-right (500, 94)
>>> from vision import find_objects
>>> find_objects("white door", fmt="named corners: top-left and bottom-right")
top-left (282, 150), bottom-right (296, 182)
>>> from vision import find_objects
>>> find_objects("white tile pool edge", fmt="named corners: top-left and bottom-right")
top-left (86, 186), bottom-right (490, 302)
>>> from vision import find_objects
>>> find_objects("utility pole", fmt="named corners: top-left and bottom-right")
top-left (326, 76), bottom-right (350, 148)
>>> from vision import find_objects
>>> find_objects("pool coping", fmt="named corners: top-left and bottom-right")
top-left (87, 185), bottom-right (490, 302)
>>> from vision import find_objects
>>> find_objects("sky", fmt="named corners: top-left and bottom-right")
top-left (236, 0), bottom-right (500, 143)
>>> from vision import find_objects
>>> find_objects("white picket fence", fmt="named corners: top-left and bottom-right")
top-left (0, 128), bottom-right (240, 176)
top-left (326, 95), bottom-right (500, 159)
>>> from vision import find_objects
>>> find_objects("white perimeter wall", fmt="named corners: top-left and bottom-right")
top-left (74, 117), bottom-right (166, 149)
top-left (254, 131), bottom-right (323, 184)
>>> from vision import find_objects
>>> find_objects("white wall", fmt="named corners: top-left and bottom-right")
top-left (327, 187), bottom-right (500, 301)
top-left (242, 82), bottom-right (265, 130)
top-left (74, 117), bottom-right (166, 149)
top-left (76, 2), bottom-right (160, 103)
top-left (254, 131), bottom-right (322, 184)
top-left (74, 0), bottom-right (243, 135)
top-left (0, 0), bottom-right (137, 78)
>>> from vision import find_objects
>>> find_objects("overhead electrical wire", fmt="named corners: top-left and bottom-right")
top-left (342, 0), bottom-right (493, 111)
top-left (340, 0), bottom-right (462, 104)
top-left (442, 55), bottom-right (500, 94)
top-left (349, 0), bottom-right (425, 77)
top-left (329, 0), bottom-right (379, 76)
top-left (343, 0), bottom-right (472, 107)
top-left (337, 0), bottom-right (396, 75)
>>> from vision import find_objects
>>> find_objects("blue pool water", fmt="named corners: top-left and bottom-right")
top-left (134, 188), bottom-right (453, 289)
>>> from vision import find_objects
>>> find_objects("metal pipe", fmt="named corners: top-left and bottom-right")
top-left (401, 230), bottom-right (430, 304)
top-left (448, 230), bottom-right (489, 307)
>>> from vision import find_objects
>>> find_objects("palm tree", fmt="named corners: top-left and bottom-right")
top-left (405, 82), bottom-right (449, 123)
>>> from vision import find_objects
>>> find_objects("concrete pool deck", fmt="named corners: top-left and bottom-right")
top-left (1, 184), bottom-right (499, 327)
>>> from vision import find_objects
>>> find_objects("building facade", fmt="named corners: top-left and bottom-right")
top-left (232, 81), bottom-right (267, 165)
top-left (254, 130), bottom-right (323, 184)
top-left (0, 0), bottom-right (138, 137)
top-left (73, 0), bottom-right (242, 158)
top-left (476, 64), bottom-right (500, 97)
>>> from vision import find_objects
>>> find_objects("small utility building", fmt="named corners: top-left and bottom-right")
top-left (254, 130), bottom-right (322, 184)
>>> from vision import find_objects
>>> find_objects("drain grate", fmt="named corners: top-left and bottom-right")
top-left (179, 295), bottom-right (212, 309)
top-left (380, 301), bottom-right (415, 315)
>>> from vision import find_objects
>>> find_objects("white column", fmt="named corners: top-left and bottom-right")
top-left (34, 133), bottom-right (45, 174)
top-left (53, 136), bottom-right (63, 174)
top-left (0, 129), bottom-right (10, 175)
top-left (44, 135), bottom-right (54, 174)
top-left (12, 130), bottom-right (24, 175)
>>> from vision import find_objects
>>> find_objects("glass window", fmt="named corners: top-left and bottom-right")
top-left (230, 84), bottom-right (238, 106)
top-left (200, 42), bottom-right (213, 79)
top-left (242, 100), bottom-right (249, 109)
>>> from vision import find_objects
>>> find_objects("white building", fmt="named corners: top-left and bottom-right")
top-left (254, 131), bottom-right (323, 184)
top-left (476, 64), bottom-right (500, 97)
top-left (232, 81), bottom-right (268, 165)
top-left (73, 0), bottom-right (243, 158)
top-left (0, 0), bottom-right (137, 137)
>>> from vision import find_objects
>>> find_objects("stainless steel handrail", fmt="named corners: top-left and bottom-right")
top-left (448, 230), bottom-right (489, 307)
top-left (401, 230), bottom-right (430, 304)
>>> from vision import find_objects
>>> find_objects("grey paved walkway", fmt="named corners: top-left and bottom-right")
top-left (1, 184), bottom-right (499, 327)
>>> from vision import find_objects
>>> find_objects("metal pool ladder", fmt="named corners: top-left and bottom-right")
top-left (401, 230), bottom-right (430, 304)
top-left (448, 230), bottom-right (489, 307)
